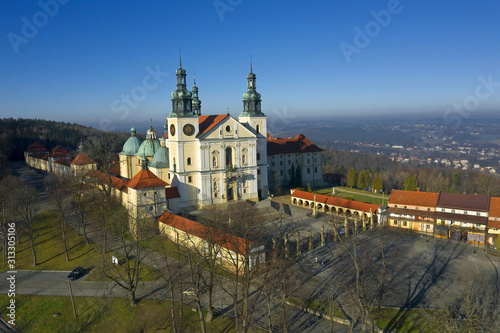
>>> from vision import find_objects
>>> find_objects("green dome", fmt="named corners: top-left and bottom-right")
top-left (135, 125), bottom-right (160, 157)
top-left (135, 139), bottom-right (160, 157)
top-left (243, 91), bottom-right (261, 100)
top-left (120, 128), bottom-right (142, 156)
top-left (150, 146), bottom-right (170, 169)
top-left (171, 89), bottom-right (192, 99)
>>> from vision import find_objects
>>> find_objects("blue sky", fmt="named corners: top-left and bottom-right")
top-left (1, 0), bottom-right (499, 132)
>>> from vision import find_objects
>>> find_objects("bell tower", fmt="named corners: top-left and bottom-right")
top-left (167, 55), bottom-right (200, 203)
top-left (238, 61), bottom-right (268, 199)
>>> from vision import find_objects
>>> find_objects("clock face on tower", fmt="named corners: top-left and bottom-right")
top-left (170, 124), bottom-right (175, 136)
top-left (183, 124), bottom-right (195, 136)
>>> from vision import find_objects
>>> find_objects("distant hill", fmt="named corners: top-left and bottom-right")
top-left (0, 118), bottom-right (129, 162)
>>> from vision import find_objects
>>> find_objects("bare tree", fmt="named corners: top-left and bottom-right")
top-left (222, 201), bottom-right (267, 333)
top-left (97, 210), bottom-right (152, 306)
top-left (0, 175), bottom-right (18, 265)
top-left (45, 173), bottom-right (71, 261)
top-left (333, 220), bottom-right (393, 333)
top-left (154, 231), bottom-right (192, 332)
top-left (14, 182), bottom-right (39, 266)
top-left (422, 277), bottom-right (500, 332)
top-left (69, 174), bottom-right (91, 245)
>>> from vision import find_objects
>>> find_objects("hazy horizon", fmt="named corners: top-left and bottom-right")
top-left (2, 1), bottom-right (500, 131)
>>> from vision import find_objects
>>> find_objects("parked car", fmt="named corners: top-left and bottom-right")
top-left (67, 267), bottom-right (85, 281)
top-left (183, 286), bottom-right (205, 296)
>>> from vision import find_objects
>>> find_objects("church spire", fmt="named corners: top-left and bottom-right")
top-left (192, 73), bottom-right (202, 116)
top-left (240, 61), bottom-right (263, 117)
top-left (170, 55), bottom-right (194, 117)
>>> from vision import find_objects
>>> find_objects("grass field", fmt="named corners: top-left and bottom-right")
top-left (287, 296), bottom-right (428, 332)
top-left (315, 187), bottom-right (388, 206)
top-left (0, 294), bottom-right (243, 333)
top-left (0, 211), bottom-right (159, 282)
top-left (0, 211), bottom-right (98, 272)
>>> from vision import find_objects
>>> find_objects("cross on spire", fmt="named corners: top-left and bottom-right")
top-left (178, 48), bottom-right (182, 67)
top-left (250, 54), bottom-right (253, 73)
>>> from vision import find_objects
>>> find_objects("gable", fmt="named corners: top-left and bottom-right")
top-left (198, 114), bottom-right (255, 140)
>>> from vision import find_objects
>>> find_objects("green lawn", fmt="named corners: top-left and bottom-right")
top-left (0, 294), bottom-right (242, 333)
top-left (287, 297), bottom-right (428, 332)
top-left (0, 211), bottom-right (159, 282)
top-left (1, 211), bottom-right (98, 271)
top-left (315, 187), bottom-right (388, 206)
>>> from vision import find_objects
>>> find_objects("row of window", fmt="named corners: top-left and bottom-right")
top-left (393, 205), bottom-right (484, 217)
top-left (271, 158), bottom-right (318, 166)
top-left (275, 167), bottom-right (318, 176)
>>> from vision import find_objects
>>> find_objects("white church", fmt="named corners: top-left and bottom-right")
top-left (118, 59), bottom-right (269, 213)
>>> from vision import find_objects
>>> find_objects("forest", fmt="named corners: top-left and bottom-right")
top-left (322, 147), bottom-right (500, 196)
top-left (0, 118), bottom-right (129, 176)
top-left (2, 118), bottom-right (500, 197)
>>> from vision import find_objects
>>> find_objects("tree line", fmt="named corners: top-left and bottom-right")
top-left (323, 147), bottom-right (500, 196)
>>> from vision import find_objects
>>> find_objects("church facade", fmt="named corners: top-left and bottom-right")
top-left (119, 60), bottom-right (268, 211)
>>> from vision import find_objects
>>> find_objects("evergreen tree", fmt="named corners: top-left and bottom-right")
top-left (289, 163), bottom-right (296, 188)
top-left (372, 177), bottom-right (383, 192)
top-left (296, 164), bottom-right (302, 188)
top-left (347, 168), bottom-right (356, 188)
top-left (357, 170), bottom-right (370, 190)
top-left (404, 175), bottom-right (418, 191)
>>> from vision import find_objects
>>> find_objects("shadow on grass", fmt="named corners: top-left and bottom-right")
top-left (383, 239), bottom-right (465, 332)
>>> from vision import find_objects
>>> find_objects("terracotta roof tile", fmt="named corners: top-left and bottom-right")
top-left (437, 192), bottom-right (490, 211)
top-left (126, 169), bottom-right (168, 189)
top-left (388, 190), bottom-right (439, 207)
top-left (71, 153), bottom-right (95, 165)
top-left (198, 114), bottom-right (229, 135)
top-left (488, 197), bottom-right (500, 218)
top-left (158, 212), bottom-right (253, 255)
top-left (49, 144), bottom-right (69, 158)
top-left (110, 161), bottom-right (120, 174)
top-left (26, 141), bottom-right (47, 152)
top-left (29, 152), bottom-right (48, 160)
top-left (291, 189), bottom-right (380, 213)
top-left (55, 158), bottom-right (71, 166)
top-left (434, 211), bottom-right (488, 225)
top-left (165, 187), bottom-right (181, 199)
top-left (267, 134), bottom-right (323, 156)
top-left (89, 170), bottom-right (128, 192)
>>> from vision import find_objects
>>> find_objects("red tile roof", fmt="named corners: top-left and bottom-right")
top-left (71, 153), bottom-right (95, 165)
top-left (158, 211), bottom-right (253, 255)
top-left (437, 192), bottom-right (490, 211)
top-left (110, 161), bottom-right (120, 174)
top-left (26, 141), bottom-right (47, 152)
top-left (489, 197), bottom-right (500, 218)
top-left (55, 158), bottom-right (71, 166)
top-left (165, 187), bottom-right (181, 199)
top-left (198, 114), bottom-right (229, 135)
top-left (89, 170), bottom-right (128, 192)
top-left (49, 144), bottom-right (69, 158)
top-left (126, 169), bottom-right (168, 189)
top-left (434, 211), bottom-right (488, 225)
top-left (29, 152), bottom-right (48, 160)
top-left (388, 190), bottom-right (439, 207)
top-left (487, 220), bottom-right (500, 229)
top-left (267, 134), bottom-right (323, 156)
top-left (291, 189), bottom-right (380, 213)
